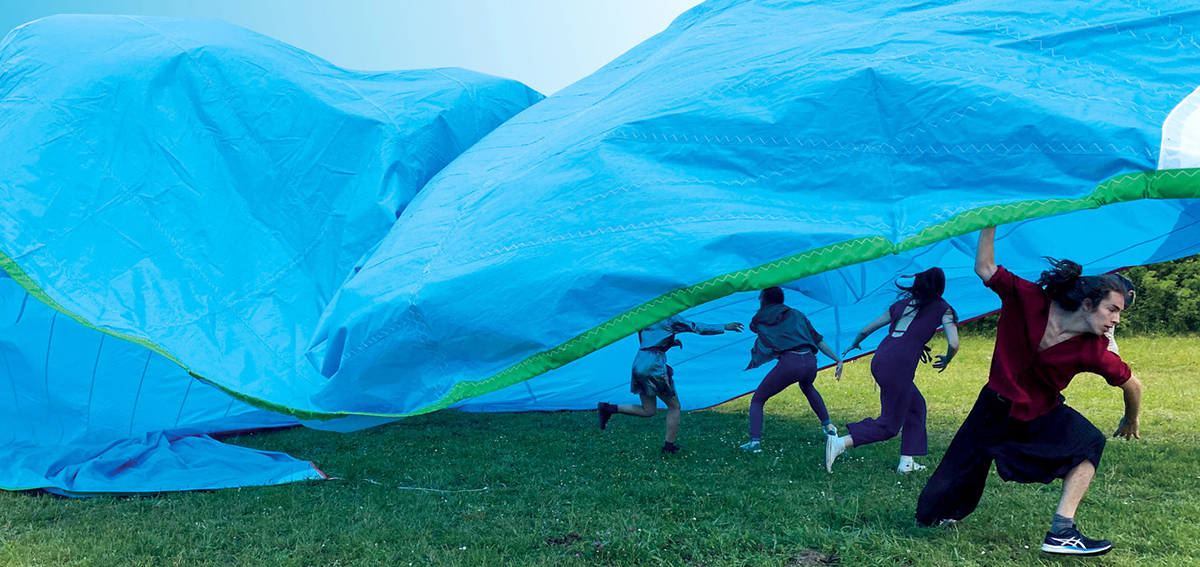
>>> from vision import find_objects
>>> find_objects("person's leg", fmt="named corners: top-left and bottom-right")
top-left (794, 354), bottom-right (829, 424)
top-left (915, 386), bottom-right (1008, 526)
top-left (845, 374), bottom-right (911, 448)
top-left (661, 395), bottom-right (682, 452)
top-left (618, 394), bottom-right (659, 417)
top-left (832, 371), bottom-right (914, 472)
top-left (895, 384), bottom-right (929, 473)
top-left (748, 359), bottom-right (799, 441)
top-left (1041, 460), bottom-right (1111, 555)
top-left (1056, 460), bottom-right (1095, 519)
top-left (898, 383), bottom-right (928, 456)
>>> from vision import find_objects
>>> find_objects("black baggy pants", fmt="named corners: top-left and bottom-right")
top-left (915, 385), bottom-right (1106, 526)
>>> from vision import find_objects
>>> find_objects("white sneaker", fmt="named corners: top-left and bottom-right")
top-left (824, 435), bottom-right (845, 473)
top-left (897, 460), bottom-right (927, 474)
top-left (822, 423), bottom-right (838, 437)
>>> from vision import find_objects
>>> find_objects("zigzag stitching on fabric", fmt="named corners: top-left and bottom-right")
top-left (610, 129), bottom-right (1154, 157)
top-left (1130, 0), bottom-right (1200, 48)
top-left (899, 54), bottom-right (1164, 118)
top-left (427, 160), bottom-right (847, 272)
top-left (931, 11), bottom-right (1200, 52)
top-left (919, 46), bottom-right (1164, 95)
top-left (461, 239), bottom-right (873, 386)
top-left (902, 197), bottom-right (1080, 236)
top-left (335, 172), bottom-right (1200, 405)
top-left (896, 95), bottom-right (1011, 142)
top-left (413, 168), bottom-right (1200, 415)
top-left (435, 210), bottom-right (891, 272)
top-left (430, 173), bottom-right (797, 270)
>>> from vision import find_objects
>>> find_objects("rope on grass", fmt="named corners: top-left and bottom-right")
top-left (361, 477), bottom-right (490, 493)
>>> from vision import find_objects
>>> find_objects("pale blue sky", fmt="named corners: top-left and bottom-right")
top-left (0, 0), bottom-right (703, 94)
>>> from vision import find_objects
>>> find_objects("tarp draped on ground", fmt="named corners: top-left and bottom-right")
top-left (0, 15), bottom-right (541, 493)
top-left (3, 2), bottom-right (1200, 494)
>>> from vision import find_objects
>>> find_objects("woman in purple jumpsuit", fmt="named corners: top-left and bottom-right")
top-left (825, 267), bottom-right (959, 474)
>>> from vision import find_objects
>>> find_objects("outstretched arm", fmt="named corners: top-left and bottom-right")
top-left (842, 311), bottom-right (891, 357)
top-left (932, 318), bottom-right (960, 373)
top-left (975, 226), bottom-right (998, 283)
top-left (816, 340), bottom-right (844, 381)
top-left (1113, 376), bottom-right (1143, 440)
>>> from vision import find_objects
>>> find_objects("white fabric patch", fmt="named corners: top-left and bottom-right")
top-left (1160, 86), bottom-right (1200, 169)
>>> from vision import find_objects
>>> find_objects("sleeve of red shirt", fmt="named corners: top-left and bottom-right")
top-left (982, 265), bottom-right (1020, 300)
top-left (1089, 346), bottom-right (1132, 387)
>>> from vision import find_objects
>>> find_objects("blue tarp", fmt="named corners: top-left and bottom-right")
top-left (311, 0), bottom-right (1200, 413)
top-left (0, 15), bottom-right (541, 493)
top-left (4, 2), bottom-right (1200, 493)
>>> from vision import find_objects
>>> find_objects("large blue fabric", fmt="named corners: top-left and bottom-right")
top-left (4, 2), bottom-right (1200, 498)
top-left (311, 0), bottom-right (1200, 414)
top-left (0, 15), bottom-right (541, 493)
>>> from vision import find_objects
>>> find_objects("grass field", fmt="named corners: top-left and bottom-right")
top-left (1, 335), bottom-right (1197, 566)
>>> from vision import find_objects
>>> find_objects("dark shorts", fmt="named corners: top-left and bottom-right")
top-left (630, 350), bottom-right (677, 398)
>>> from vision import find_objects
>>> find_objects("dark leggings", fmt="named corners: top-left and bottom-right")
top-left (749, 352), bottom-right (826, 439)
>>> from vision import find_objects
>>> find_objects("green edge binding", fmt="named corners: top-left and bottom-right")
top-left (3, 168), bottom-right (1199, 420)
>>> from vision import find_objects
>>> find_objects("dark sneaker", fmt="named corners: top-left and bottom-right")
top-left (1041, 526), bottom-right (1113, 556)
top-left (661, 443), bottom-right (681, 454)
top-left (597, 402), bottom-right (615, 430)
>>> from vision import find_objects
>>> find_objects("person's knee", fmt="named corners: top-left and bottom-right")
top-left (639, 403), bottom-right (658, 417)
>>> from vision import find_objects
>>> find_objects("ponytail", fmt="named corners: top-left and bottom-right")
top-left (1037, 257), bottom-right (1124, 312)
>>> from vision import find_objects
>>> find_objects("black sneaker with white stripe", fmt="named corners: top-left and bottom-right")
top-left (1041, 526), bottom-right (1113, 556)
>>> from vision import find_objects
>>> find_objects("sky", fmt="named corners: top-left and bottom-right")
top-left (0, 0), bottom-right (704, 95)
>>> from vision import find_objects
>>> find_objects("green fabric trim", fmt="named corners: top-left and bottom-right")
top-left (2, 167), bottom-right (1199, 421)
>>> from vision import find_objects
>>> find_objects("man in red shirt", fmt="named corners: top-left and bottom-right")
top-left (915, 226), bottom-right (1143, 557)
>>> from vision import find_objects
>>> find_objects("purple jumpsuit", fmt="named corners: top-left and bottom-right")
top-left (846, 297), bottom-right (952, 456)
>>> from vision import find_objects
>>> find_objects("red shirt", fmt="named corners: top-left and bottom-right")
top-left (984, 266), bottom-right (1131, 421)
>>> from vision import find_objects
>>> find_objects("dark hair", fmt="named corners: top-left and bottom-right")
top-left (897, 267), bottom-right (946, 309)
top-left (1036, 258), bottom-right (1126, 312)
top-left (760, 286), bottom-right (785, 305)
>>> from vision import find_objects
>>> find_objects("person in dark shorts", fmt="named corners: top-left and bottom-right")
top-left (739, 286), bottom-right (844, 453)
top-left (826, 267), bottom-right (959, 474)
top-left (915, 226), bottom-right (1143, 557)
top-left (597, 314), bottom-right (743, 453)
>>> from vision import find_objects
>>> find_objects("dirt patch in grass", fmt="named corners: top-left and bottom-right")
top-left (544, 533), bottom-right (582, 547)
top-left (786, 549), bottom-right (837, 566)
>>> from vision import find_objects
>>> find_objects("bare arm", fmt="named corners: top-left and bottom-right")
top-left (1113, 375), bottom-right (1143, 440)
top-left (933, 318), bottom-right (960, 373)
top-left (842, 311), bottom-right (892, 357)
top-left (816, 340), bottom-right (844, 381)
top-left (975, 226), bottom-right (998, 282)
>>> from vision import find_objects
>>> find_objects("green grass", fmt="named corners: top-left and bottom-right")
top-left (1, 335), bottom-right (1198, 566)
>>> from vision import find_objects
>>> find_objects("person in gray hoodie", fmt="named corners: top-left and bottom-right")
top-left (739, 286), bottom-right (844, 453)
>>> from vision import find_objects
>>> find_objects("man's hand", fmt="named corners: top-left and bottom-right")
top-left (725, 322), bottom-right (744, 332)
top-left (1113, 416), bottom-right (1140, 440)
top-left (932, 354), bottom-right (953, 373)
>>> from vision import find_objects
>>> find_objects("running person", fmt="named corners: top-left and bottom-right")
top-left (739, 287), bottom-right (844, 453)
top-left (597, 315), bottom-right (743, 453)
top-left (915, 226), bottom-right (1142, 557)
top-left (825, 267), bottom-right (959, 473)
